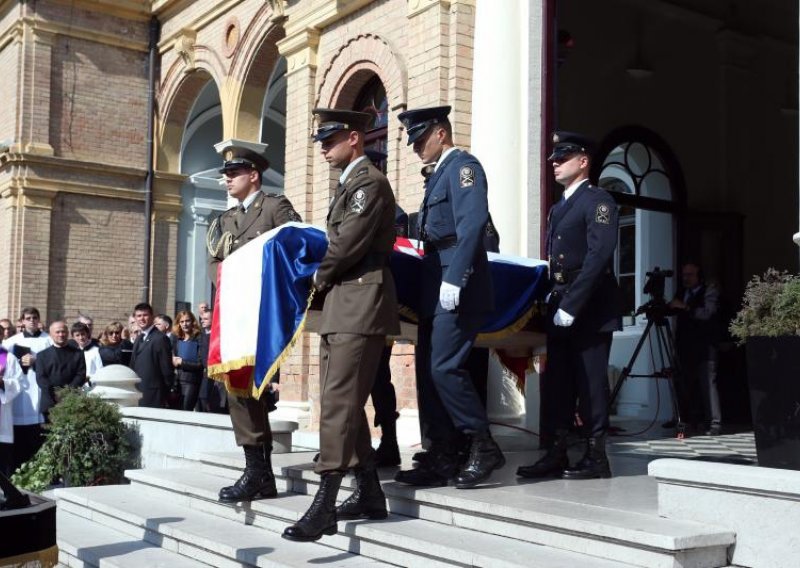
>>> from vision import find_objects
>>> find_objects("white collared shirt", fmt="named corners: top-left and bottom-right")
top-left (563, 178), bottom-right (589, 201)
top-left (339, 155), bottom-right (369, 184)
top-left (240, 190), bottom-right (260, 212)
top-left (434, 147), bottom-right (458, 173)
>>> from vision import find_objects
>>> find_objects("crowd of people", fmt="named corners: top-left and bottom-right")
top-left (0, 303), bottom-right (225, 477)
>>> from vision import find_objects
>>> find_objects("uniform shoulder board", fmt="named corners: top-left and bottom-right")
top-left (264, 192), bottom-right (283, 198)
top-left (353, 167), bottom-right (369, 178)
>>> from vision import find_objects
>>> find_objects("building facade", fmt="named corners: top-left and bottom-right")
top-left (0, 0), bottom-right (797, 428)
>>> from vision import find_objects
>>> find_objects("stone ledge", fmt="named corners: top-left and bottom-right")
top-left (121, 406), bottom-right (298, 433)
top-left (649, 458), bottom-right (800, 499)
top-left (650, 458), bottom-right (800, 568)
top-left (121, 407), bottom-right (299, 468)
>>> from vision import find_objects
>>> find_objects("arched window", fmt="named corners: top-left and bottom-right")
top-left (354, 76), bottom-right (388, 171)
top-left (593, 127), bottom-right (686, 323)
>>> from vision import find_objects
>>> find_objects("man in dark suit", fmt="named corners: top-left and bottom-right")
top-left (35, 320), bottom-right (85, 419)
top-left (207, 139), bottom-right (302, 504)
top-left (670, 262), bottom-right (722, 435)
top-left (393, 106), bottom-right (504, 490)
top-left (283, 108), bottom-right (400, 542)
top-left (517, 131), bottom-right (622, 480)
top-left (129, 302), bottom-right (175, 409)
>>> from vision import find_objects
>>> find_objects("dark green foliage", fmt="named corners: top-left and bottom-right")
top-left (11, 388), bottom-right (136, 492)
top-left (730, 268), bottom-right (800, 343)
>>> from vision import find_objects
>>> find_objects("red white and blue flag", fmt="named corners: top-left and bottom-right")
top-left (208, 224), bottom-right (548, 399)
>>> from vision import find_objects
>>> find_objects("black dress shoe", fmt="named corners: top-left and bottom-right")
top-left (283, 473), bottom-right (342, 542)
top-left (561, 436), bottom-right (611, 480)
top-left (517, 431), bottom-right (569, 479)
top-left (516, 452), bottom-right (568, 479)
top-left (394, 465), bottom-right (448, 487)
top-left (454, 431), bottom-right (505, 489)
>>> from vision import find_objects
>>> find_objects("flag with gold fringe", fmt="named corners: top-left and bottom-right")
top-left (207, 223), bottom-right (327, 398)
top-left (208, 226), bottom-right (549, 400)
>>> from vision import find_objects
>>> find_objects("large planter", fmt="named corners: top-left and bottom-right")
top-left (745, 336), bottom-right (800, 470)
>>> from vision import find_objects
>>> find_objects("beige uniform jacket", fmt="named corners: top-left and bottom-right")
top-left (316, 161), bottom-right (400, 336)
top-left (208, 191), bottom-right (301, 282)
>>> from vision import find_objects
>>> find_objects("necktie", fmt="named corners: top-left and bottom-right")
top-left (234, 204), bottom-right (245, 230)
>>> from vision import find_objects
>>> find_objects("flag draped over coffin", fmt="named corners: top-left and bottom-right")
top-left (208, 226), bottom-right (549, 399)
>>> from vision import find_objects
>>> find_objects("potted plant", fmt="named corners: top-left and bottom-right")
top-left (729, 268), bottom-right (800, 471)
top-left (12, 388), bottom-right (138, 492)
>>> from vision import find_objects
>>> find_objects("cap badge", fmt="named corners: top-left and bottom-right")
top-left (225, 149), bottom-right (234, 161)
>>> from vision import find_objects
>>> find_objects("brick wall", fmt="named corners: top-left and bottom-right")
top-left (47, 193), bottom-right (145, 326)
top-left (49, 35), bottom-right (149, 168)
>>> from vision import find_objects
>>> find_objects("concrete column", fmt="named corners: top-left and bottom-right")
top-left (470, 1), bottom-right (537, 441)
top-left (470, 0), bottom-right (529, 256)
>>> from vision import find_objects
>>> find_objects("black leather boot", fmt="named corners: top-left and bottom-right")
top-left (375, 420), bottom-right (401, 467)
top-left (561, 435), bottom-right (611, 480)
top-left (218, 444), bottom-right (277, 502)
top-left (395, 447), bottom-right (459, 487)
top-left (282, 473), bottom-right (343, 542)
top-left (517, 430), bottom-right (569, 479)
top-left (336, 467), bottom-right (388, 520)
top-left (454, 431), bottom-right (506, 489)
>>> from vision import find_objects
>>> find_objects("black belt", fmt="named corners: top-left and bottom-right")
top-left (425, 237), bottom-right (457, 253)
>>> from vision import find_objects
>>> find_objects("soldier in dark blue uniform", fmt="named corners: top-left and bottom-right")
top-left (394, 106), bottom-right (504, 489)
top-left (517, 131), bottom-right (622, 480)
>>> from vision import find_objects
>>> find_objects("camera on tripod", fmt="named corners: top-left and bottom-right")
top-left (643, 267), bottom-right (674, 303)
top-left (635, 266), bottom-right (676, 321)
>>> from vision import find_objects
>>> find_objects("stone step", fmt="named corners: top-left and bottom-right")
top-left (127, 468), bottom-right (733, 568)
top-left (57, 509), bottom-right (210, 568)
top-left (55, 485), bottom-right (392, 568)
top-left (122, 467), bottom-right (644, 568)
top-left (190, 451), bottom-right (735, 568)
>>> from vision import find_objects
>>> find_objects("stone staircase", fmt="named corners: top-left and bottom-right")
top-left (54, 450), bottom-right (735, 567)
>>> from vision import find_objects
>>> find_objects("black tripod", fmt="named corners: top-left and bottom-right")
top-left (609, 299), bottom-right (685, 437)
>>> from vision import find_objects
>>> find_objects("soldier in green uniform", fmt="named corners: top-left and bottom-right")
top-left (206, 139), bottom-right (301, 503)
top-left (283, 109), bottom-right (400, 542)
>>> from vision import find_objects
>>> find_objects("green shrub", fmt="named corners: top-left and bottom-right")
top-left (729, 268), bottom-right (800, 343)
top-left (11, 388), bottom-right (137, 492)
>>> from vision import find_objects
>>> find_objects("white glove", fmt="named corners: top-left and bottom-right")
top-left (439, 282), bottom-right (461, 311)
top-left (553, 308), bottom-right (575, 327)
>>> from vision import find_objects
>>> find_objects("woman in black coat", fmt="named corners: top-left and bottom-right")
top-left (98, 321), bottom-right (131, 366)
top-left (171, 311), bottom-right (204, 411)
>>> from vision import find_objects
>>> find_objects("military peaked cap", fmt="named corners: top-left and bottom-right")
top-left (215, 139), bottom-right (270, 173)
top-left (548, 130), bottom-right (596, 161)
top-left (397, 105), bottom-right (451, 145)
top-left (311, 108), bottom-right (373, 142)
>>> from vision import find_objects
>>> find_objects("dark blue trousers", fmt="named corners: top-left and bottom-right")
top-left (416, 312), bottom-right (489, 445)
top-left (546, 325), bottom-right (613, 437)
